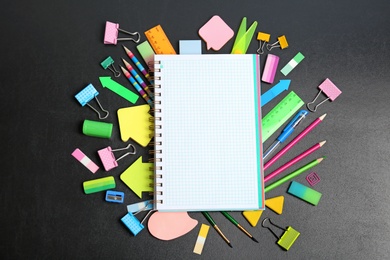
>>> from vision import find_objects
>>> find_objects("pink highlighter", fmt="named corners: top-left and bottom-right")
top-left (262, 54), bottom-right (280, 84)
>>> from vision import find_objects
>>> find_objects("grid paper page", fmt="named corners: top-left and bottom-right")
top-left (154, 54), bottom-right (264, 211)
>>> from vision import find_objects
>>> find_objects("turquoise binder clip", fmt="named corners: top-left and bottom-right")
top-left (262, 218), bottom-right (300, 251)
top-left (101, 56), bottom-right (121, 77)
top-left (231, 17), bottom-right (258, 54)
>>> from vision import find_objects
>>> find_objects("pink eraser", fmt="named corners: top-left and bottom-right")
top-left (72, 148), bottom-right (99, 173)
top-left (318, 78), bottom-right (342, 101)
top-left (262, 54), bottom-right (280, 84)
top-left (97, 147), bottom-right (118, 171)
top-left (104, 21), bottom-right (119, 45)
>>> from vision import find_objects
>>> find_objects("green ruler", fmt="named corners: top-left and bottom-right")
top-left (262, 91), bottom-right (304, 142)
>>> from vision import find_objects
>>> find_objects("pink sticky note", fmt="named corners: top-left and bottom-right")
top-left (198, 15), bottom-right (234, 51)
top-left (72, 148), bottom-right (99, 173)
top-left (262, 54), bottom-right (280, 84)
top-left (148, 212), bottom-right (198, 241)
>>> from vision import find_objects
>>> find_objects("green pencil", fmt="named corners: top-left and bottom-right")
top-left (221, 211), bottom-right (258, 243)
top-left (265, 157), bottom-right (325, 193)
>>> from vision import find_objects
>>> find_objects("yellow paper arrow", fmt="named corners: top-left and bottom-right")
top-left (117, 104), bottom-right (154, 147)
top-left (120, 156), bottom-right (153, 198)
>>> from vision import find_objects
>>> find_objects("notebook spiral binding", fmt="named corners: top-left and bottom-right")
top-left (148, 60), bottom-right (163, 205)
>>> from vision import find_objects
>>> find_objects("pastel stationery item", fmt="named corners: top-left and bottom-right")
top-left (267, 35), bottom-right (289, 51)
top-left (262, 218), bottom-right (300, 251)
top-left (83, 176), bottom-right (115, 194)
top-left (261, 79), bottom-right (291, 107)
top-left (242, 210), bottom-right (263, 227)
top-left (179, 40), bottom-right (202, 54)
top-left (265, 196), bottom-right (284, 215)
top-left (307, 78), bottom-right (342, 112)
top-left (148, 212), bottom-right (198, 241)
top-left (121, 212), bottom-right (144, 236)
top-left (117, 105), bottom-right (153, 147)
top-left (306, 172), bottom-right (321, 186)
top-left (264, 141), bottom-right (326, 183)
top-left (202, 212), bottom-right (232, 248)
top-left (287, 181), bottom-right (322, 206)
top-left (264, 157), bottom-right (324, 193)
top-left (280, 52), bottom-right (305, 76)
top-left (193, 224), bottom-right (210, 255)
top-left (98, 144), bottom-right (136, 171)
top-left (105, 190), bottom-right (124, 203)
top-left (121, 58), bottom-right (154, 99)
top-left (262, 91), bottom-right (304, 142)
top-left (127, 200), bottom-right (153, 213)
top-left (82, 120), bottom-right (113, 139)
top-left (264, 113), bottom-right (326, 171)
top-left (122, 45), bottom-right (152, 84)
top-left (152, 54), bottom-right (264, 212)
top-left (198, 15), bottom-right (234, 51)
top-left (231, 17), bottom-right (257, 54)
top-left (262, 54), bottom-right (280, 84)
top-left (145, 24), bottom-right (176, 54)
top-left (136, 41), bottom-right (155, 68)
top-left (74, 84), bottom-right (109, 119)
top-left (120, 66), bottom-right (154, 108)
top-left (120, 156), bottom-right (153, 198)
top-left (71, 148), bottom-right (99, 173)
top-left (100, 56), bottom-right (121, 77)
top-left (256, 32), bottom-right (271, 54)
top-left (103, 21), bottom-right (140, 45)
top-left (99, 76), bottom-right (139, 104)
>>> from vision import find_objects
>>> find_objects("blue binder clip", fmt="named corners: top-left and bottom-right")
top-left (105, 190), bottom-right (124, 203)
top-left (75, 84), bottom-right (109, 119)
top-left (121, 212), bottom-right (145, 236)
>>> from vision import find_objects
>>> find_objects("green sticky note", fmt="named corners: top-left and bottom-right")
top-left (99, 76), bottom-right (139, 104)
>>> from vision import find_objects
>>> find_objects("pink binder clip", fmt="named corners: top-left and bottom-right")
top-left (307, 78), bottom-right (342, 112)
top-left (104, 21), bottom-right (141, 45)
top-left (98, 144), bottom-right (136, 171)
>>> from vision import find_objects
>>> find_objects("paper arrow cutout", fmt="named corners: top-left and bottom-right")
top-left (120, 156), bottom-right (153, 198)
top-left (242, 210), bottom-right (263, 227)
top-left (265, 196), bottom-right (284, 215)
top-left (99, 76), bottom-right (139, 104)
top-left (117, 105), bottom-right (153, 147)
top-left (261, 79), bottom-right (291, 107)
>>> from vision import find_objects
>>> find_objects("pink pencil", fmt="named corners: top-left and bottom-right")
top-left (264, 141), bottom-right (326, 183)
top-left (264, 113), bottom-right (327, 171)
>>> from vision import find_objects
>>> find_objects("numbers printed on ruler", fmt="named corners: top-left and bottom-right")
top-left (262, 91), bottom-right (304, 142)
top-left (145, 25), bottom-right (176, 54)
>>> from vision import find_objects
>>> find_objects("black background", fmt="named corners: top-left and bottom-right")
top-left (1, 0), bottom-right (390, 259)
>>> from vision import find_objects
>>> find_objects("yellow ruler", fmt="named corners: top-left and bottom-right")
top-left (145, 25), bottom-right (176, 54)
top-left (262, 91), bottom-right (304, 142)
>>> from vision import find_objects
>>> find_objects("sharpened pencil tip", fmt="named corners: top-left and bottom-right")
top-left (252, 237), bottom-right (259, 243)
top-left (319, 140), bottom-right (326, 146)
top-left (228, 243), bottom-right (233, 248)
top-left (319, 113), bottom-right (327, 120)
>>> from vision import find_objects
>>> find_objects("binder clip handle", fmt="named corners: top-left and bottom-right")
top-left (113, 144), bottom-right (136, 162)
top-left (86, 96), bottom-right (110, 120)
top-left (306, 90), bottom-right (329, 112)
top-left (117, 28), bottom-right (141, 43)
top-left (261, 217), bottom-right (285, 239)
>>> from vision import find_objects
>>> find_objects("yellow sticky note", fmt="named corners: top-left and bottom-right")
top-left (120, 156), bottom-right (153, 198)
top-left (242, 210), bottom-right (263, 227)
top-left (117, 105), bottom-right (153, 147)
top-left (265, 196), bottom-right (284, 215)
top-left (193, 224), bottom-right (210, 255)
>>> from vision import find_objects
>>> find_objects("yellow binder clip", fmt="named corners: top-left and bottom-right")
top-left (267, 35), bottom-right (289, 51)
top-left (262, 217), bottom-right (300, 250)
top-left (256, 32), bottom-right (271, 54)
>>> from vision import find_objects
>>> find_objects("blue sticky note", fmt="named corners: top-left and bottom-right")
top-left (179, 40), bottom-right (202, 54)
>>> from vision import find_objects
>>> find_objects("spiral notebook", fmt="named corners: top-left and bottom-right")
top-left (152, 54), bottom-right (264, 212)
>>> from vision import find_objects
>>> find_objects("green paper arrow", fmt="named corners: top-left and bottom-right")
top-left (99, 76), bottom-right (139, 104)
top-left (120, 156), bottom-right (153, 198)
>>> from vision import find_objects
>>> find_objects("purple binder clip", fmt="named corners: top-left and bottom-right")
top-left (307, 78), bottom-right (342, 112)
top-left (104, 21), bottom-right (140, 45)
top-left (97, 144), bottom-right (136, 171)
